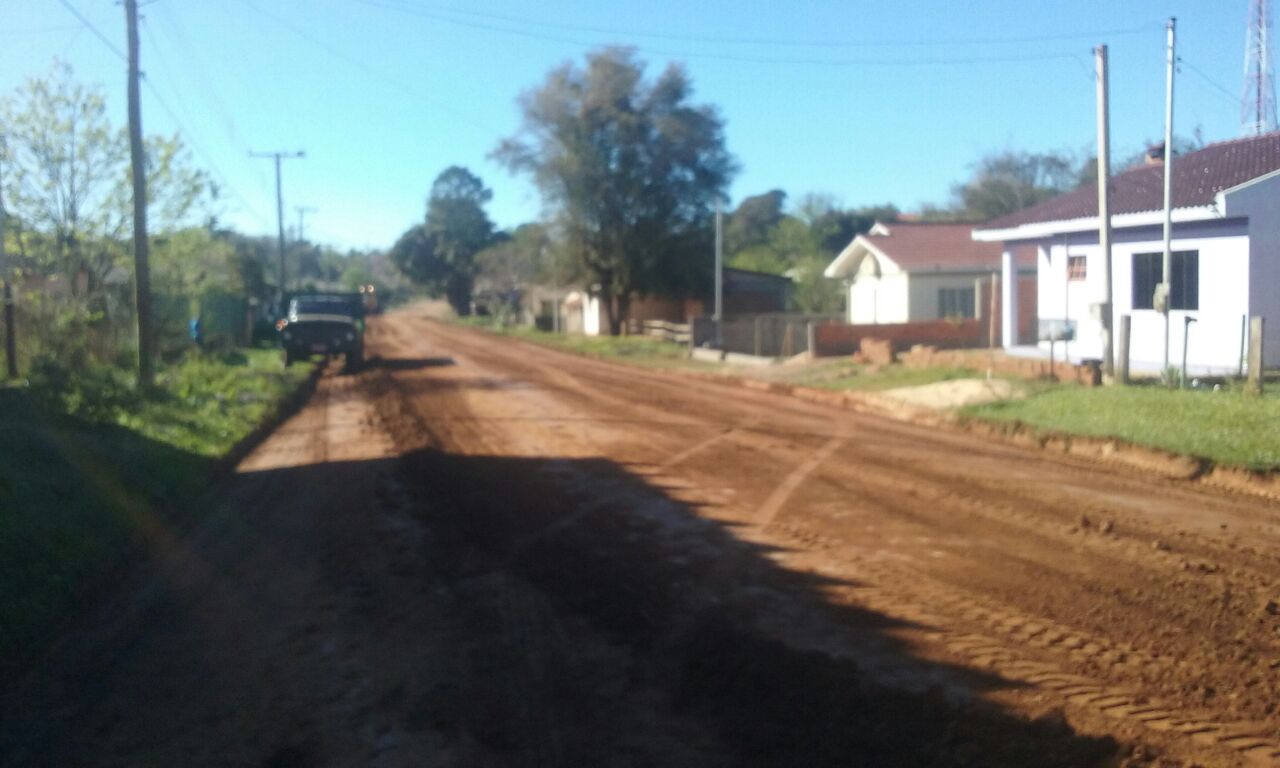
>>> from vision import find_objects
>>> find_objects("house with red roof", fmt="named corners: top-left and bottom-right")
top-left (974, 131), bottom-right (1280, 374)
top-left (824, 221), bottom-right (1037, 342)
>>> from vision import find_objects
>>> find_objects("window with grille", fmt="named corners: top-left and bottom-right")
top-left (1067, 255), bottom-right (1087, 281)
top-left (938, 287), bottom-right (976, 319)
top-left (1132, 251), bottom-right (1198, 310)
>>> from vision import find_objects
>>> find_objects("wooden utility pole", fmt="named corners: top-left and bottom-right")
top-left (714, 196), bottom-right (724, 349)
top-left (1095, 44), bottom-right (1115, 378)
top-left (0, 136), bottom-right (16, 379)
top-left (251, 150), bottom-right (305, 300)
top-left (125, 0), bottom-right (153, 387)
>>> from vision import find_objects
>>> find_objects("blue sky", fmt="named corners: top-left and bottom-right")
top-left (0, 0), bottom-right (1255, 251)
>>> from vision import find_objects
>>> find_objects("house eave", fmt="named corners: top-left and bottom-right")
top-left (972, 205), bottom-right (1221, 242)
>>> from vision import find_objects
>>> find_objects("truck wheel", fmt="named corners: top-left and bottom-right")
top-left (346, 346), bottom-right (363, 373)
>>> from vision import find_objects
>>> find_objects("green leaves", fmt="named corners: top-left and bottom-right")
top-left (493, 48), bottom-right (735, 334)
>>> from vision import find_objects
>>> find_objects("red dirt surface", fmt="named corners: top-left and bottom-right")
top-left (4, 306), bottom-right (1280, 767)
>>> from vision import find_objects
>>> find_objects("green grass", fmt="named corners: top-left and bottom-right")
top-left (457, 317), bottom-right (703, 368)
top-left (965, 382), bottom-right (1280, 470)
top-left (771, 360), bottom-right (984, 393)
top-left (0, 349), bottom-right (313, 671)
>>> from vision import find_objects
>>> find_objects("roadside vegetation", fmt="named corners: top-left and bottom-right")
top-left (0, 349), bottom-right (313, 671)
top-left (457, 316), bottom-right (702, 368)
top-left (966, 381), bottom-right (1280, 470)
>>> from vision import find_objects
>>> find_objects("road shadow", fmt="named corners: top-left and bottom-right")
top-left (1, 431), bottom-right (1127, 767)
top-left (364, 355), bottom-right (455, 372)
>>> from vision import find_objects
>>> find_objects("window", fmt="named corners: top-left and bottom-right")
top-left (1067, 255), bottom-right (1087, 281)
top-left (1132, 251), bottom-right (1198, 310)
top-left (938, 287), bottom-right (976, 319)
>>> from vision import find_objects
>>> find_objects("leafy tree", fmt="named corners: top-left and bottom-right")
top-left (494, 47), bottom-right (736, 334)
top-left (725, 189), bottom-right (785, 255)
top-left (940, 149), bottom-right (1080, 221)
top-left (1, 62), bottom-right (209, 297)
top-left (474, 222), bottom-right (556, 292)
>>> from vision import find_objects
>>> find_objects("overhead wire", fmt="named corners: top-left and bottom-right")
top-left (147, 4), bottom-right (277, 202)
top-left (53, 0), bottom-right (271, 230)
top-left (362, 0), bottom-right (1161, 50)
top-left (352, 0), bottom-right (1152, 67)
top-left (233, 0), bottom-right (503, 134)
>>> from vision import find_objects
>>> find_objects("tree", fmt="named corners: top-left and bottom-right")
top-left (725, 189), bottom-right (785, 255)
top-left (424, 166), bottom-right (494, 315)
top-left (945, 149), bottom-right (1080, 221)
top-left (474, 222), bottom-right (556, 293)
top-left (494, 47), bottom-right (736, 335)
top-left (1, 63), bottom-right (208, 297)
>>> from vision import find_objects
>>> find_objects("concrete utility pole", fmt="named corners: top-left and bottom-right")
top-left (1095, 44), bottom-right (1115, 378)
top-left (295, 205), bottom-right (316, 243)
top-left (1161, 17), bottom-right (1177, 375)
top-left (251, 150), bottom-right (305, 298)
top-left (125, 0), bottom-right (153, 387)
top-left (714, 196), bottom-right (724, 349)
top-left (0, 136), bottom-right (16, 379)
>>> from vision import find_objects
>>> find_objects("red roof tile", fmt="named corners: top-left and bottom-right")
top-left (981, 130), bottom-right (1280, 231)
top-left (865, 222), bottom-right (1034, 269)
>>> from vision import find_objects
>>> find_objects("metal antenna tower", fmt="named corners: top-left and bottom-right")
top-left (1243, 0), bottom-right (1278, 135)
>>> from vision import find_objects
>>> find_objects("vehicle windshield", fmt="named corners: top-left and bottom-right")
top-left (289, 297), bottom-right (357, 317)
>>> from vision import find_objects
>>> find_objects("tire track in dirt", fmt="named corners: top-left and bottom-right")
top-left (381, 314), bottom-right (1280, 766)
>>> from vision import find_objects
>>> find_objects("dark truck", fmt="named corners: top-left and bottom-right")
top-left (278, 293), bottom-right (365, 369)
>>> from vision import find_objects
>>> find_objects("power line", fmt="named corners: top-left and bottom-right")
top-left (362, 0), bottom-right (1160, 50)
top-left (351, 0), bottom-right (1106, 67)
top-left (54, 0), bottom-right (271, 230)
top-left (1180, 57), bottom-right (1241, 104)
top-left (233, 0), bottom-right (501, 133)
top-left (151, 3), bottom-right (279, 201)
top-left (54, 0), bottom-right (125, 60)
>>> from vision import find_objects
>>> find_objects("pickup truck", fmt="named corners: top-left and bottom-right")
top-left (278, 293), bottom-right (365, 369)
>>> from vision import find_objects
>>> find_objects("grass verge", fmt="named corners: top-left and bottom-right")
top-left (964, 382), bottom-right (1280, 470)
top-left (0, 348), bottom-right (313, 672)
top-left (455, 317), bottom-right (703, 368)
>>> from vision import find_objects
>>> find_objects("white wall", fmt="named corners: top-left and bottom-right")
top-left (906, 272), bottom-right (989, 321)
top-left (1223, 173), bottom-right (1280, 368)
top-left (583, 295), bottom-right (602, 336)
top-left (1035, 224), bottom-right (1251, 373)
top-left (846, 253), bottom-right (910, 324)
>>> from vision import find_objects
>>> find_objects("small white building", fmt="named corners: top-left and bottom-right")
top-left (824, 221), bottom-right (1036, 340)
top-left (973, 132), bottom-right (1280, 374)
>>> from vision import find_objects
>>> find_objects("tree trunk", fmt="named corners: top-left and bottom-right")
top-left (603, 291), bottom-right (620, 336)
top-left (616, 293), bottom-right (631, 336)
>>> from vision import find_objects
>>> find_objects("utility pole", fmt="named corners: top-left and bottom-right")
top-left (125, 0), bottom-right (153, 387)
top-left (714, 196), bottom-right (724, 349)
top-left (250, 150), bottom-right (305, 300)
top-left (1095, 44), bottom-right (1115, 378)
top-left (0, 136), bottom-right (16, 379)
top-left (295, 205), bottom-right (316, 243)
top-left (1161, 17), bottom-right (1176, 375)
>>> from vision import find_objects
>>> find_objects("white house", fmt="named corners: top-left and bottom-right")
top-left (824, 221), bottom-right (1037, 339)
top-left (973, 132), bottom-right (1280, 374)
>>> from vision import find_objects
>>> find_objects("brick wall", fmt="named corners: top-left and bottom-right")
top-left (812, 319), bottom-right (986, 358)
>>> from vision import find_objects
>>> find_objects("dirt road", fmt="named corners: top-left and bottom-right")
top-left (5, 306), bottom-right (1280, 767)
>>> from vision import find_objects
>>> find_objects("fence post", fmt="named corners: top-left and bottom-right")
top-left (988, 273), bottom-right (999, 348)
top-left (1238, 314), bottom-right (1247, 379)
top-left (807, 321), bottom-right (817, 360)
top-left (1116, 314), bottom-right (1130, 385)
top-left (1247, 315), bottom-right (1265, 395)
